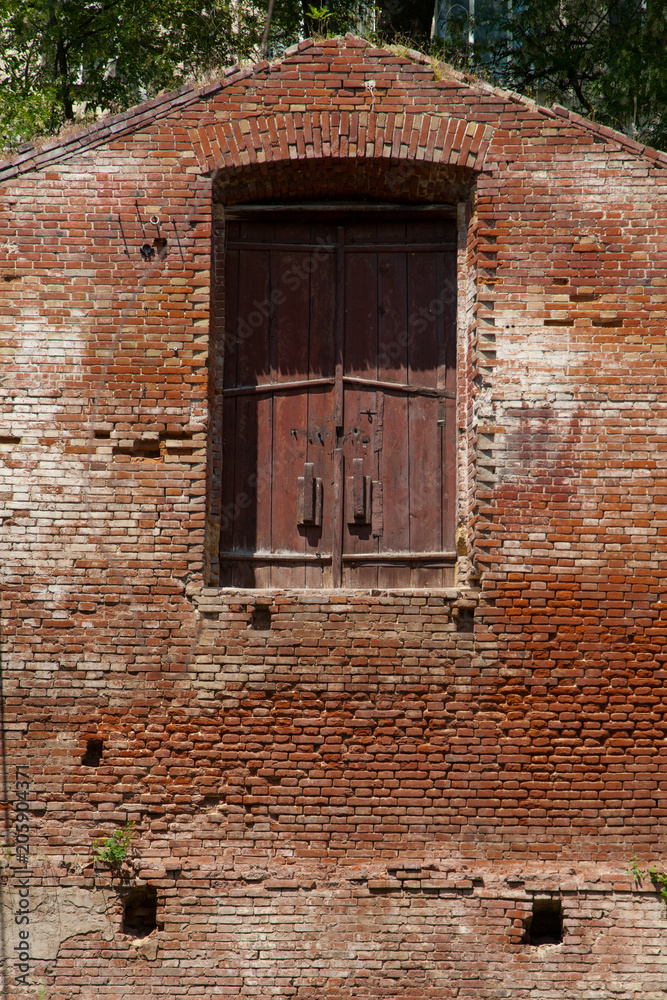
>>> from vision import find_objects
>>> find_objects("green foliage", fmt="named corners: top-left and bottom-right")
top-left (629, 851), bottom-right (644, 882)
top-left (307, 4), bottom-right (333, 24)
top-left (628, 852), bottom-right (667, 908)
top-left (302, 1), bottom-right (379, 38)
top-left (94, 821), bottom-right (135, 868)
top-left (470, 0), bottom-right (667, 150)
top-left (1, 0), bottom-right (665, 153)
top-left (0, 0), bottom-right (264, 149)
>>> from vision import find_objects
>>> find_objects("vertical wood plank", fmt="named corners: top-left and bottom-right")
top-left (252, 393), bottom-right (273, 588)
top-left (270, 224), bottom-right (312, 588)
top-left (342, 224), bottom-right (378, 588)
top-left (220, 240), bottom-right (240, 584)
top-left (442, 247), bottom-right (457, 557)
top-left (306, 228), bottom-right (336, 587)
top-left (332, 229), bottom-right (345, 589)
top-left (407, 236), bottom-right (441, 587)
top-left (377, 221), bottom-right (410, 588)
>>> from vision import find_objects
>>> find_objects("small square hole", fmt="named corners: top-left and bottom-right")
top-left (250, 605), bottom-right (272, 630)
top-left (82, 739), bottom-right (104, 767)
top-left (456, 608), bottom-right (475, 633)
top-left (122, 885), bottom-right (158, 938)
top-left (526, 898), bottom-right (563, 945)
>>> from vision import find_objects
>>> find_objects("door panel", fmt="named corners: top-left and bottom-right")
top-left (221, 213), bottom-right (456, 589)
top-left (377, 392), bottom-right (410, 588)
top-left (341, 386), bottom-right (379, 589)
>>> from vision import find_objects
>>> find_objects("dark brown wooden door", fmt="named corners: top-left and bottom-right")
top-left (220, 212), bottom-right (456, 588)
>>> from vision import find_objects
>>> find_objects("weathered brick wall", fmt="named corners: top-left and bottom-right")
top-left (1, 34), bottom-right (667, 999)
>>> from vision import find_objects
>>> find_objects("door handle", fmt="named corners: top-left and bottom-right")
top-left (346, 457), bottom-right (382, 533)
top-left (297, 462), bottom-right (323, 526)
top-left (352, 457), bottom-right (369, 522)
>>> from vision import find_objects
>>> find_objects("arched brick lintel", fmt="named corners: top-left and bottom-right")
top-left (190, 110), bottom-right (494, 190)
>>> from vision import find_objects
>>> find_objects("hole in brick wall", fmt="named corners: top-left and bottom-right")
top-left (122, 885), bottom-right (158, 938)
top-left (526, 898), bottom-right (563, 945)
top-left (81, 739), bottom-right (104, 767)
top-left (250, 605), bottom-right (272, 630)
top-left (456, 608), bottom-right (475, 633)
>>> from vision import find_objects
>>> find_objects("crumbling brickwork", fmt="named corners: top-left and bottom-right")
top-left (1, 34), bottom-right (667, 1000)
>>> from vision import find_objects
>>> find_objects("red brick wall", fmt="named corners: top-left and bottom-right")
top-left (1, 35), bottom-right (667, 999)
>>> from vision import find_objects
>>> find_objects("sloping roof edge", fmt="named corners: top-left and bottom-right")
top-left (0, 33), bottom-right (665, 184)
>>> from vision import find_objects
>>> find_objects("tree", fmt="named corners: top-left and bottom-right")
top-left (0, 1), bottom-right (381, 148)
top-left (1, 0), bottom-right (665, 153)
top-left (470, 0), bottom-right (667, 150)
top-left (0, 0), bottom-right (264, 148)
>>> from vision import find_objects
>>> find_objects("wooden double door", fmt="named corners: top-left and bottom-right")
top-left (220, 210), bottom-right (457, 588)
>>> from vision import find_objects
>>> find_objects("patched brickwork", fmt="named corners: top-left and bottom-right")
top-left (1, 34), bottom-right (667, 1000)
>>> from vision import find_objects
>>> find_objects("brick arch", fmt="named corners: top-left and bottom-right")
top-left (190, 110), bottom-right (493, 201)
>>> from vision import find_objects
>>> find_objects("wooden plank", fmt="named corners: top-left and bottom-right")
top-left (223, 377), bottom-right (334, 396)
top-left (271, 390), bottom-right (308, 587)
top-left (253, 393), bottom-right (273, 588)
top-left (342, 222), bottom-right (379, 588)
top-left (332, 229), bottom-right (345, 589)
top-left (219, 395), bottom-right (237, 586)
top-left (225, 202), bottom-right (457, 219)
top-left (342, 387), bottom-right (378, 587)
top-left (342, 376), bottom-right (452, 397)
top-left (344, 243), bottom-right (457, 252)
top-left (342, 551), bottom-right (456, 563)
top-left (232, 395), bottom-right (259, 552)
top-left (220, 236), bottom-right (240, 583)
top-left (236, 222), bottom-right (273, 586)
top-left (270, 223), bottom-right (312, 587)
top-left (223, 236), bottom-right (239, 391)
top-left (406, 237), bottom-right (442, 586)
top-left (377, 221), bottom-right (410, 588)
top-left (219, 553), bottom-right (334, 563)
top-left (228, 241), bottom-right (457, 252)
top-left (306, 228), bottom-right (337, 587)
top-left (442, 248), bottom-right (458, 556)
top-left (237, 220), bottom-right (272, 388)
top-left (408, 395), bottom-right (443, 587)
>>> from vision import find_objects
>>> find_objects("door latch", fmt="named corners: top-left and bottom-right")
top-left (346, 457), bottom-right (382, 534)
top-left (297, 462), bottom-right (323, 527)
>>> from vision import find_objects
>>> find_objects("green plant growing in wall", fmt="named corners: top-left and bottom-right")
top-left (306, 4), bottom-right (332, 33)
top-left (628, 852), bottom-right (667, 909)
top-left (94, 821), bottom-right (135, 868)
